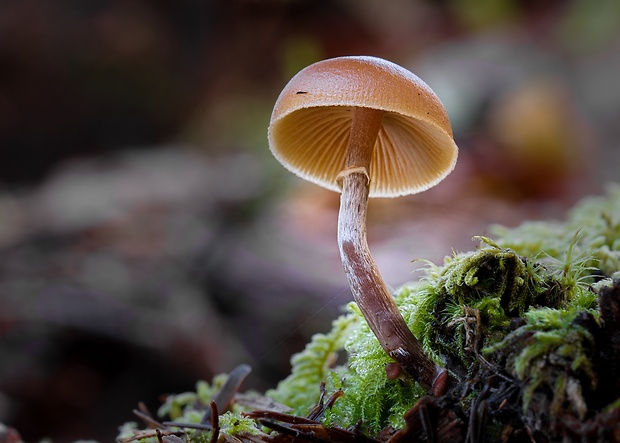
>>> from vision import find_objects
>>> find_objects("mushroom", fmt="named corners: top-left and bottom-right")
top-left (268, 56), bottom-right (458, 390)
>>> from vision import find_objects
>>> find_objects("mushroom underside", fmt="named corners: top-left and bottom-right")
top-left (268, 106), bottom-right (458, 197)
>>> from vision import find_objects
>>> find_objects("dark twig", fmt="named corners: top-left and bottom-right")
top-left (388, 396), bottom-right (465, 443)
top-left (132, 408), bottom-right (167, 429)
top-left (307, 384), bottom-right (344, 421)
top-left (258, 419), bottom-right (380, 443)
top-left (202, 364), bottom-right (252, 424)
top-left (248, 387), bottom-right (377, 443)
top-left (244, 411), bottom-right (317, 425)
top-left (119, 429), bottom-right (184, 443)
top-left (210, 401), bottom-right (221, 443)
top-left (162, 421), bottom-right (213, 430)
top-left (466, 378), bottom-right (493, 443)
top-left (418, 401), bottom-right (436, 443)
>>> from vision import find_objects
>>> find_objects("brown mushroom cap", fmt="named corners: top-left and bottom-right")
top-left (268, 56), bottom-right (459, 197)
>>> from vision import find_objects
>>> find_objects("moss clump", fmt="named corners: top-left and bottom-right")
top-left (115, 185), bottom-right (620, 441)
top-left (269, 185), bottom-right (620, 437)
top-left (400, 232), bottom-right (598, 377)
top-left (483, 308), bottom-right (598, 419)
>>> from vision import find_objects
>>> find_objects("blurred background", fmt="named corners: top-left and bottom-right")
top-left (0, 0), bottom-right (619, 441)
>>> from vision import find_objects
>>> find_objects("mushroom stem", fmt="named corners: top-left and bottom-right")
top-left (337, 107), bottom-right (438, 390)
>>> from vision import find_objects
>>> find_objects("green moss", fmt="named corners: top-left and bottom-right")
top-left (326, 307), bottom-right (427, 433)
top-left (266, 186), bottom-right (620, 434)
top-left (483, 307), bottom-right (597, 418)
top-left (118, 186), bottom-right (620, 439)
top-left (267, 312), bottom-right (360, 414)
top-left (492, 184), bottom-right (620, 278)
top-left (158, 378), bottom-right (225, 420)
top-left (400, 236), bottom-right (586, 374)
top-left (268, 305), bottom-right (426, 434)
top-left (219, 412), bottom-right (262, 435)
